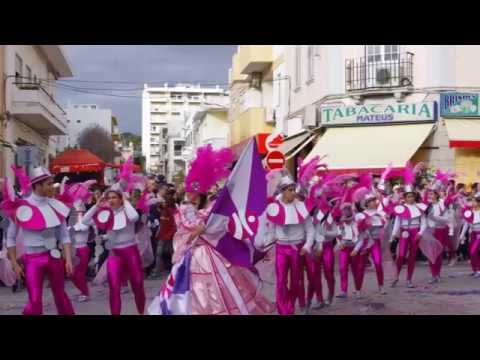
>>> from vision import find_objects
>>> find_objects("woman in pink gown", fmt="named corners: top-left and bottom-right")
top-left (149, 144), bottom-right (274, 315)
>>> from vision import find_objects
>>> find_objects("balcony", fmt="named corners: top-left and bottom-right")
top-left (238, 45), bottom-right (273, 75)
top-left (345, 52), bottom-right (414, 93)
top-left (11, 83), bottom-right (68, 135)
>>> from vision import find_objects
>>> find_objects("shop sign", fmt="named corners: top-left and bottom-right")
top-left (440, 92), bottom-right (480, 118)
top-left (320, 101), bottom-right (437, 126)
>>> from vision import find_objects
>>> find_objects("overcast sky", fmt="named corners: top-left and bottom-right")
top-left (56, 45), bottom-right (237, 135)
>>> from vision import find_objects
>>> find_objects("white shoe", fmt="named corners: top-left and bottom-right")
top-left (336, 292), bottom-right (347, 299)
top-left (390, 279), bottom-right (399, 288)
top-left (354, 291), bottom-right (362, 299)
top-left (300, 307), bottom-right (310, 315)
top-left (77, 295), bottom-right (89, 302)
top-left (474, 272), bottom-right (480, 278)
top-left (407, 281), bottom-right (415, 288)
top-left (310, 301), bottom-right (325, 310)
top-left (379, 287), bottom-right (387, 295)
top-left (324, 299), bottom-right (331, 307)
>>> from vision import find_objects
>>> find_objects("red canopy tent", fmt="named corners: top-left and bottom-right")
top-left (50, 149), bottom-right (106, 174)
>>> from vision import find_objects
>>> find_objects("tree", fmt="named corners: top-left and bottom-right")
top-left (77, 125), bottom-right (117, 162)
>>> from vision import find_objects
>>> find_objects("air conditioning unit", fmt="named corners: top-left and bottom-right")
top-left (265, 107), bottom-right (276, 124)
top-left (376, 68), bottom-right (392, 86)
top-left (303, 104), bottom-right (318, 128)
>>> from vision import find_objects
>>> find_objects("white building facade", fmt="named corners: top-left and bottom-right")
top-left (183, 106), bottom-right (230, 162)
top-left (2, 45), bottom-right (73, 181)
top-left (141, 83), bottom-right (228, 182)
top-left (279, 45), bottom-right (480, 185)
top-left (57, 103), bottom-right (113, 152)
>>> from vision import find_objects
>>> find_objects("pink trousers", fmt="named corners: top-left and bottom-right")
top-left (338, 245), bottom-right (365, 293)
top-left (396, 228), bottom-right (420, 281)
top-left (71, 246), bottom-right (90, 297)
top-left (23, 252), bottom-right (75, 315)
top-left (275, 243), bottom-right (303, 315)
top-left (429, 227), bottom-right (449, 278)
top-left (299, 253), bottom-right (323, 307)
top-left (107, 244), bottom-right (146, 315)
top-left (321, 241), bottom-right (335, 300)
top-left (364, 239), bottom-right (384, 287)
top-left (469, 231), bottom-right (480, 272)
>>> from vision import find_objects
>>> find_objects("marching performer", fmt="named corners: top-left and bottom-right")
top-left (82, 185), bottom-right (145, 315)
top-left (336, 202), bottom-right (364, 299)
top-left (63, 180), bottom-right (97, 302)
top-left (390, 164), bottom-right (427, 288)
top-left (2, 166), bottom-right (75, 315)
top-left (264, 174), bottom-right (316, 314)
top-left (460, 192), bottom-right (480, 277)
top-left (355, 191), bottom-right (388, 295)
top-left (425, 190), bottom-right (451, 284)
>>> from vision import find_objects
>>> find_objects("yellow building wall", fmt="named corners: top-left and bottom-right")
top-left (230, 107), bottom-right (274, 145)
top-left (455, 148), bottom-right (480, 186)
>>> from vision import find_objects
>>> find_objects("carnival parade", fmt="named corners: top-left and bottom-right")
top-left (0, 137), bottom-right (478, 316)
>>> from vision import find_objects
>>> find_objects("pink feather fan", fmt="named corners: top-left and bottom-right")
top-left (118, 156), bottom-right (145, 193)
top-left (184, 144), bottom-right (234, 194)
top-left (297, 155), bottom-right (328, 188)
top-left (402, 161), bottom-right (416, 186)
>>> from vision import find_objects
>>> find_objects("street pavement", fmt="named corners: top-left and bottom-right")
top-left (1, 257), bottom-right (480, 315)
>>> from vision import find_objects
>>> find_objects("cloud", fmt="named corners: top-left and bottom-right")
top-left (57, 45), bottom-right (236, 134)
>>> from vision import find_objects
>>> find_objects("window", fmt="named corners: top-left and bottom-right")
top-left (307, 45), bottom-right (314, 83)
top-left (15, 54), bottom-right (23, 83)
top-left (25, 65), bottom-right (32, 82)
top-left (366, 45), bottom-right (399, 63)
top-left (76, 120), bottom-right (81, 123)
top-left (33, 74), bottom-right (37, 84)
top-left (91, 105), bottom-right (96, 109)
top-left (162, 128), bottom-right (168, 138)
top-left (295, 45), bottom-right (301, 90)
top-left (67, 120), bottom-right (70, 123)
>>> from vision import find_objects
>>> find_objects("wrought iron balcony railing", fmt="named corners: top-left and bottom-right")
top-left (345, 52), bottom-right (414, 92)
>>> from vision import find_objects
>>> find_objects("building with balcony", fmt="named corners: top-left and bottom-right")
top-left (142, 83), bottom-right (228, 178)
top-left (183, 106), bottom-right (230, 162)
top-left (57, 103), bottom-right (113, 152)
top-left (2, 45), bottom-right (73, 180)
top-left (282, 45), bottom-right (480, 185)
top-left (228, 45), bottom-right (276, 160)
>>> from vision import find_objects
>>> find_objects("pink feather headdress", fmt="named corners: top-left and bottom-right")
top-left (297, 155), bottom-right (328, 188)
top-left (11, 166), bottom-right (31, 197)
top-left (184, 144), bottom-right (234, 194)
top-left (117, 156), bottom-right (146, 193)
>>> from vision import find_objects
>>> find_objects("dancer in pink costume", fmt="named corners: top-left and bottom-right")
top-left (354, 191), bottom-right (388, 295)
top-left (149, 144), bottom-right (274, 315)
top-left (2, 167), bottom-right (75, 315)
top-left (82, 185), bottom-right (145, 315)
top-left (263, 174), bottom-right (315, 315)
top-left (309, 181), bottom-right (340, 306)
top-left (69, 201), bottom-right (92, 302)
top-left (425, 190), bottom-right (451, 284)
top-left (460, 193), bottom-right (480, 277)
top-left (389, 164), bottom-right (427, 289)
top-left (335, 202), bottom-right (365, 299)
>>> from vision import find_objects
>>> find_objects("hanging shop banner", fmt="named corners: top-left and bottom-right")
top-left (320, 101), bottom-right (437, 126)
top-left (440, 92), bottom-right (480, 118)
